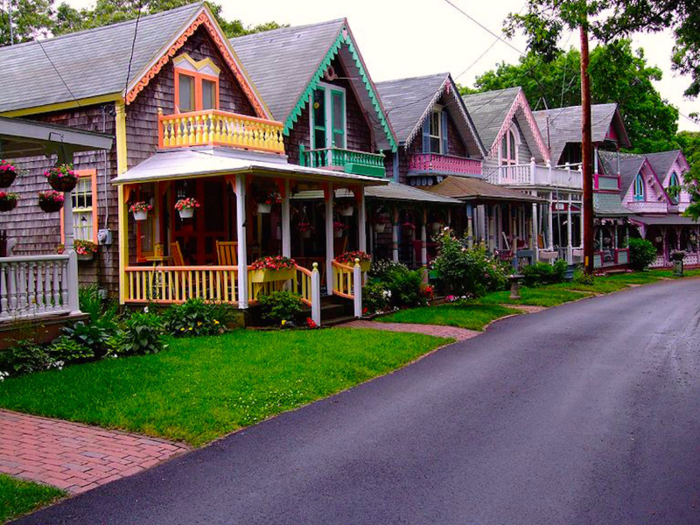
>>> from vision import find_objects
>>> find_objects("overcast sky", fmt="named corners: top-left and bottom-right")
top-left (68, 0), bottom-right (700, 132)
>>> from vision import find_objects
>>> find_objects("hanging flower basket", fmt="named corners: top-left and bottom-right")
top-left (431, 222), bottom-right (443, 233)
top-left (38, 190), bottom-right (64, 213)
top-left (0, 192), bottom-right (19, 212)
top-left (336, 251), bottom-right (372, 272)
top-left (298, 222), bottom-right (314, 239)
top-left (255, 191), bottom-right (280, 214)
top-left (175, 197), bottom-right (200, 219)
top-left (249, 256), bottom-right (296, 283)
top-left (257, 203), bottom-right (272, 214)
top-left (337, 202), bottom-right (354, 217)
top-left (74, 239), bottom-right (98, 261)
top-left (374, 223), bottom-right (386, 233)
top-left (333, 221), bottom-right (348, 238)
top-left (0, 160), bottom-right (17, 188)
top-left (129, 201), bottom-right (152, 221)
top-left (45, 164), bottom-right (78, 192)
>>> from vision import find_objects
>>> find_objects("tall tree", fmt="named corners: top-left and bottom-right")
top-left (0, 0), bottom-right (55, 45)
top-left (676, 131), bottom-right (700, 220)
top-left (463, 40), bottom-right (679, 154)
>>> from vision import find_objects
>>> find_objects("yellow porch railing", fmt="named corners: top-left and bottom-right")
top-left (332, 260), bottom-right (355, 299)
top-left (125, 266), bottom-right (238, 304)
top-left (158, 109), bottom-right (285, 154)
top-left (293, 264), bottom-right (314, 306)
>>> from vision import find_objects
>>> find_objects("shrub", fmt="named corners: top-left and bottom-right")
top-left (63, 319), bottom-right (116, 359)
top-left (522, 259), bottom-right (569, 287)
top-left (258, 291), bottom-right (303, 325)
top-left (113, 312), bottom-right (166, 355)
top-left (363, 281), bottom-right (391, 314)
top-left (0, 340), bottom-right (58, 377)
top-left (629, 238), bottom-right (657, 271)
top-left (431, 231), bottom-right (509, 298)
top-left (384, 266), bottom-right (426, 308)
top-left (49, 335), bottom-right (94, 363)
top-left (368, 259), bottom-right (409, 282)
top-left (163, 299), bottom-right (233, 337)
top-left (572, 268), bottom-right (595, 285)
top-left (79, 285), bottom-right (118, 323)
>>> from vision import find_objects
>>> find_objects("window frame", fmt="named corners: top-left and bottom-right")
top-left (429, 109), bottom-right (443, 154)
top-left (499, 126), bottom-right (519, 166)
top-left (173, 55), bottom-right (220, 113)
top-left (309, 81), bottom-right (347, 150)
top-left (633, 173), bottom-right (645, 201)
top-left (60, 169), bottom-right (98, 244)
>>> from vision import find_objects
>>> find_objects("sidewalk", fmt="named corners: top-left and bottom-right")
top-left (0, 409), bottom-right (189, 494)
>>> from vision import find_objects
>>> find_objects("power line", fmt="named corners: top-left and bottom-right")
top-left (123, 0), bottom-right (143, 97)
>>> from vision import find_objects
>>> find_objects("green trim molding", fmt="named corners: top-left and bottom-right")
top-left (284, 26), bottom-right (398, 153)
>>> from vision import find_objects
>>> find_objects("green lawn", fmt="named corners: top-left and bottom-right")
top-left (477, 287), bottom-right (587, 307)
top-left (0, 329), bottom-right (449, 447)
top-left (378, 304), bottom-right (520, 331)
top-left (0, 475), bottom-right (65, 524)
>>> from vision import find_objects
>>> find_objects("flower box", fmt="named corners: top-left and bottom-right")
top-left (335, 251), bottom-right (371, 272)
top-left (250, 267), bottom-right (295, 283)
top-left (45, 165), bottom-right (78, 192)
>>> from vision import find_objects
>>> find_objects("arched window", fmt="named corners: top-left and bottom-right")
top-left (633, 173), bottom-right (644, 201)
top-left (500, 127), bottom-right (518, 166)
top-left (667, 172), bottom-right (681, 204)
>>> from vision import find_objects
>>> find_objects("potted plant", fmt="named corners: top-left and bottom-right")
top-left (333, 221), bottom-right (348, 238)
top-left (38, 190), bottom-right (64, 213)
top-left (0, 160), bottom-right (17, 188)
top-left (255, 191), bottom-right (280, 214)
top-left (0, 192), bottom-right (19, 212)
top-left (250, 255), bottom-right (296, 283)
top-left (670, 250), bottom-right (685, 276)
top-left (374, 215), bottom-right (391, 233)
top-left (402, 222), bottom-right (416, 235)
top-left (74, 239), bottom-right (98, 261)
top-left (129, 201), bottom-right (152, 221)
top-left (336, 201), bottom-right (354, 217)
top-left (298, 221), bottom-right (314, 239)
top-left (175, 197), bottom-right (200, 219)
top-left (336, 251), bottom-right (372, 272)
top-left (45, 164), bottom-right (78, 192)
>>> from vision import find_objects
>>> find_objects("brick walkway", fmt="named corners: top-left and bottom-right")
top-left (342, 320), bottom-right (479, 341)
top-left (0, 410), bottom-right (189, 494)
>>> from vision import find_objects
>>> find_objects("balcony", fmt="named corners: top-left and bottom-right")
top-left (408, 153), bottom-right (482, 177)
top-left (625, 200), bottom-right (668, 213)
top-left (486, 161), bottom-right (583, 190)
top-left (300, 146), bottom-right (386, 178)
top-left (158, 109), bottom-right (285, 154)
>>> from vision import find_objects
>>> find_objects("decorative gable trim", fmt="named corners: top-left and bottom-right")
top-left (490, 89), bottom-right (550, 163)
top-left (641, 158), bottom-right (673, 204)
top-left (125, 7), bottom-right (269, 118)
top-left (284, 25), bottom-right (397, 151)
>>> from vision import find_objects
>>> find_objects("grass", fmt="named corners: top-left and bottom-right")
top-left (377, 304), bottom-right (520, 331)
top-left (477, 287), bottom-right (587, 307)
top-left (0, 329), bottom-right (449, 447)
top-left (0, 475), bottom-right (65, 524)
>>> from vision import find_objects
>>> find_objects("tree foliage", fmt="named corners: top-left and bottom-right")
top-left (1, 0), bottom-right (284, 46)
top-left (506, 0), bottom-right (700, 98)
top-left (677, 131), bottom-right (700, 220)
top-left (465, 40), bottom-right (679, 154)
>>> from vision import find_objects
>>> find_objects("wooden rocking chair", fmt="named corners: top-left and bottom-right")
top-left (216, 241), bottom-right (238, 266)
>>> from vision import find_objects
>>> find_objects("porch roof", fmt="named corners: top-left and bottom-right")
top-left (291, 182), bottom-right (461, 205)
top-left (426, 176), bottom-right (544, 203)
top-left (112, 147), bottom-right (388, 186)
top-left (594, 193), bottom-right (633, 217)
top-left (630, 215), bottom-right (698, 227)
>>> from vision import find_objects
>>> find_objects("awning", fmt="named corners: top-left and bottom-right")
top-left (593, 193), bottom-right (632, 217)
top-left (0, 115), bottom-right (113, 157)
top-left (426, 176), bottom-right (544, 203)
top-left (112, 147), bottom-right (389, 186)
top-left (630, 215), bottom-right (699, 227)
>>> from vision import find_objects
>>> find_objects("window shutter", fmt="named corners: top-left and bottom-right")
top-left (422, 115), bottom-right (430, 153)
top-left (441, 112), bottom-right (448, 154)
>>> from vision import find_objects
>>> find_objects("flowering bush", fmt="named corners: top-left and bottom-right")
top-left (333, 221), bottom-right (348, 232)
top-left (306, 317), bottom-right (318, 329)
top-left (250, 255), bottom-right (296, 271)
top-left (297, 221), bottom-right (315, 233)
top-left (368, 259), bottom-right (409, 281)
top-left (74, 239), bottom-right (98, 256)
top-left (129, 201), bottom-right (152, 213)
top-left (336, 251), bottom-right (371, 265)
top-left (175, 197), bottom-right (200, 211)
top-left (259, 290), bottom-right (302, 324)
top-left (39, 190), bottom-right (64, 203)
top-left (163, 299), bottom-right (233, 337)
top-left (421, 284), bottom-right (435, 301)
top-left (45, 164), bottom-right (78, 191)
top-left (362, 281), bottom-right (392, 314)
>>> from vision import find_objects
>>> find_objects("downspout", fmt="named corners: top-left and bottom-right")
top-left (393, 150), bottom-right (399, 182)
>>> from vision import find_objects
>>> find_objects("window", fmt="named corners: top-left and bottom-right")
top-left (422, 107), bottom-right (448, 154)
top-left (500, 127), bottom-right (518, 166)
top-left (173, 54), bottom-right (220, 113)
top-left (633, 173), bottom-right (644, 201)
top-left (667, 172), bottom-right (681, 204)
top-left (310, 82), bottom-right (346, 149)
top-left (61, 169), bottom-right (97, 243)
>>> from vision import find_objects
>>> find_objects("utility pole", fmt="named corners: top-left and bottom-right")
top-left (580, 21), bottom-right (594, 274)
top-left (7, 0), bottom-right (16, 45)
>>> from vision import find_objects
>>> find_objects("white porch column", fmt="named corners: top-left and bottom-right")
top-left (566, 193), bottom-right (573, 263)
top-left (532, 202), bottom-right (539, 261)
top-left (325, 183), bottom-right (334, 294)
top-left (357, 186), bottom-right (367, 252)
top-left (236, 174), bottom-right (249, 309)
top-left (580, 199), bottom-right (585, 249)
top-left (281, 179), bottom-right (291, 258)
top-left (466, 204), bottom-right (474, 249)
top-left (392, 207), bottom-right (399, 262)
top-left (420, 209), bottom-right (428, 267)
top-left (62, 189), bottom-right (80, 314)
top-left (547, 194), bottom-right (554, 251)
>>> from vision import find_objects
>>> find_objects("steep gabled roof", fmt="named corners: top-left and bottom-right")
top-left (644, 150), bottom-right (683, 180)
top-left (376, 73), bottom-right (485, 158)
top-left (231, 19), bottom-right (397, 151)
top-left (533, 103), bottom-right (631, 165)
top-left (602, 151), bottom-right (646, 195)
top-left (0, 2), bottom-right (268, 117)
top-left (462, 87), bottom-right (549, 163)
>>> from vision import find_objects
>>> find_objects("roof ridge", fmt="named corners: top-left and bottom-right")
top-left (375, 72), bottom-right (449, 86)
top-left (0, 1), bottom-right (203, 52)
top-left (230, 17), bottom-right (346, 42)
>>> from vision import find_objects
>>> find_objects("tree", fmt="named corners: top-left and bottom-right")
top-left (506, 0), bottom-right (700, 98)
top-left (0, 0), bottom-right (55, 45)
top-left (677, 131), bottom-right (700, 220)
top-left (464, 40), bottom-right (680, 154)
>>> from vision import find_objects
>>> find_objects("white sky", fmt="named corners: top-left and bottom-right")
top-left (67, 0), bottom-right (699, 132)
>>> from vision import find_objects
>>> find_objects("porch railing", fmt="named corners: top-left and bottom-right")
top-left (293, 263), bottom-right (321, 325)
top-left (486, 160), bottom-right (583, 190)
top-left (300, 146), bottom-right (385, 177)
top-left (332, 260), bottom-right (363, 318)
top-left (0, 254), bottom-right (77, 320)
top-left (158, 109), bottom-right (285, 154)
top-left (408, 153), bottom-right (482, 176)
top-left (625, 201), bottom-right (668, 213)
top-left (125, 266), bottom-right (239, 304)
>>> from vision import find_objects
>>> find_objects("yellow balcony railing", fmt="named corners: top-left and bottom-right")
top-left (125, 265), bottom-right (239, 304)
top-left (158, 109), bottom-right (285, 154)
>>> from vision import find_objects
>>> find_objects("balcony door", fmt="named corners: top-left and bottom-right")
top-left (310, 82), bottom-right (346, 151)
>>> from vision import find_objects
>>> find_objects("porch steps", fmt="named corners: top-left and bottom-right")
top-left (303, 295), bottom-right (355, 326)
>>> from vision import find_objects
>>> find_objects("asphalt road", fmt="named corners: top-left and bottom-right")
top-left (15, 279), bottom-right (700, 525)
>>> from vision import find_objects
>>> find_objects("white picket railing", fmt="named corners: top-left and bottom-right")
top-left (0, 254), bottom-right (79, 321)
top-left (486, 159), bottom-right (583, 190)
